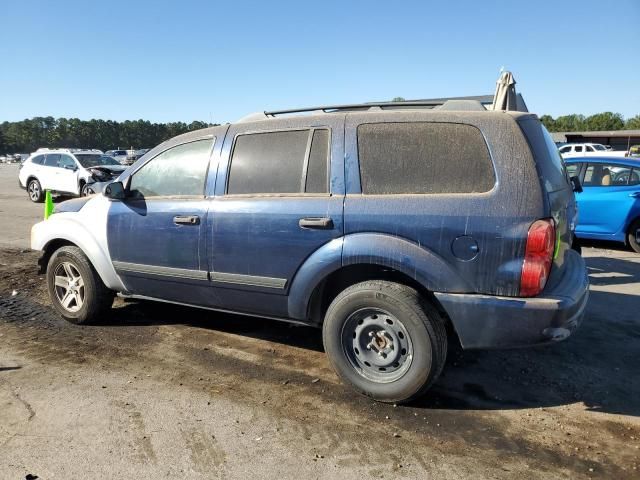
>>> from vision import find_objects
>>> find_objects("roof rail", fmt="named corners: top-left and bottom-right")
top-left (264, 100), bottom-right (448, 116)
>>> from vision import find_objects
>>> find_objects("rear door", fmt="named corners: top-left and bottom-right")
top-left (107, 136), bottom-right (216, 301)
top-left (207, 117), bottom-right (344, 317)
top-left (575, 163), bottom-right (640, 238)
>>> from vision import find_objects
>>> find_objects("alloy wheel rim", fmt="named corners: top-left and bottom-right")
top-left (341, 308), bottom-right (413, 383)
top-left (53, 262), bottom-right (85, 312)
top-left (29, 182), bottom-right (40, 200)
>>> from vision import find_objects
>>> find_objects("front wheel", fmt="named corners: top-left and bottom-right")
top-left (46, 246), bottom-right (114, 324)
top-left (81, 184), bottom-right (96, 196)
top-left (628, 219), bottom-right (640, 254)
top-left (27, 178), bottom-right (44, 203)
top-left (322, 281), bottom-right (447, 403)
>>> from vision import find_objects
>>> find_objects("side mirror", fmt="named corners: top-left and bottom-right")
top-left (104, 181), bottom-right (126, 200)
top-left (570, 176), bottom-right (583, 193)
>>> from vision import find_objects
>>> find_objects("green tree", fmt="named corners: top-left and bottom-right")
top-left (583, 112), bottom-right (624, 131)
top-left (539, 115), bottom-right (557, 132)
top-left (392, 97), bottom-right (406, 102)
top-left (625, 115), bottom-right (640, 129)
top-left (553, 114), bottom-right (586, 132)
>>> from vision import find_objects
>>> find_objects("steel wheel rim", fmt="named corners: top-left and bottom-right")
top-left (341, 308), bottom-right (413, 383)
top-left (83, 186), bottom-right (94, 196)
top-left (29, 182), bottom-right (40, 200)
top-left (53, 262), bottom-right (85, 313)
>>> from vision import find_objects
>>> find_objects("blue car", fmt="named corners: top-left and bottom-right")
top-left (565, 157), bottom-right (640, 252)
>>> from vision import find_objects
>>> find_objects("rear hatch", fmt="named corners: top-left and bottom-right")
top-left (518, 117), bottom-right (577, 272)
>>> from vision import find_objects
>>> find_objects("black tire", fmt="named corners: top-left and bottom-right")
top-left (322, 280), bottom-right (447, 403)
top-left (46, 246), bottom-right (114, 324)
top-left (27, 178), bottom-right (44, 203)
top-left (628, 219), bottom-right (640, 254)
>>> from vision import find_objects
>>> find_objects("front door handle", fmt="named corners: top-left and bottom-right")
top-left (629, 192), bottom-right (640, 198)
top-left (173, 215), bottom-right (200, 225)
top-left (299, 217), bottom-right (334, 229)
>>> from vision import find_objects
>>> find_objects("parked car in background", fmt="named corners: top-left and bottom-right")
top-left (566, 157), bottom-right (640, 252)
top-left (628, 145), bottom-right (640, 158)
top-left (31, 101), bottom-right (588, 403)
top-left (105, 149), bottom-right (129, 165)
top-left (559, 143), bottom-right (625, 158)
top-left (19, 149), bottom-right (126, 201)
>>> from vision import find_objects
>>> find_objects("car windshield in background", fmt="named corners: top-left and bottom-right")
top-left (593, 145), bottom-right (606, 151)
top-left (75, 154), bottom-right (121, 168)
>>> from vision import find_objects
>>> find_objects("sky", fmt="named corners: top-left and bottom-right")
top-left (1, 0), bottom-right (639, 124)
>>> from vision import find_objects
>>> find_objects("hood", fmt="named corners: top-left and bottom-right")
top-left (55, 196), bottom-right (94, 213)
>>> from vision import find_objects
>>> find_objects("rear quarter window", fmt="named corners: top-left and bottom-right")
top-left (357, 122), bottom-right (495, 194)
top-left (519, 119), bottom-right (570, 193)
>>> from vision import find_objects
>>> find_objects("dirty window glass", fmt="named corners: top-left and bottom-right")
top-left (305, 129), bottom-right (329, 193)
top-left (357, 122), bottom-right (495, 194)
top-left (129, 139), bottom-right (213, 197)
top-left (228, 130), bottom-right (309, 194)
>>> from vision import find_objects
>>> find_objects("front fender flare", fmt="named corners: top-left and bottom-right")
top-left (30, 197), bottom-right (125, 292)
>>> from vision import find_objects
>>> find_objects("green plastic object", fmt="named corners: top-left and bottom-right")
top-left (44, 190), bottom-right (54, 219)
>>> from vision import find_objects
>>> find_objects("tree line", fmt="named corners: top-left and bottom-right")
top-left (0, 117), bottom-right (215, 154)
top-left (539, 112), bottom-right (640, 132)
top-left (2, 112), bottom-right (640, 154)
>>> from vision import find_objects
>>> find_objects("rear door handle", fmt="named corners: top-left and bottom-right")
top-left (299, 217), bottom-right (334, 229)
top-left (629, 192), bottom-right (640, 198)
top-left (173, 215), bottom-right (200, 225)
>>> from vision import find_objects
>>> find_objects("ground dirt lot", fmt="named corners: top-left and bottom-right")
top-left (0, 163), bottom-right (639, 479)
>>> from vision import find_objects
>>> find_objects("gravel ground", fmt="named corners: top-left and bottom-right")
top-left (0, 164), bottom-right (639, 479)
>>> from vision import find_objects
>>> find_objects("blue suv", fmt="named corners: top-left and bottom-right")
top-left (31, 100), bottom-right (589, 403)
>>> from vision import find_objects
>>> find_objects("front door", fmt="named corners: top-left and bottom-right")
top-left (57, 154), bottom-right (80, 194)
top-left (207, 117), bottom-right (345, 318)
top-left (576, 163), bottom-right (640, 238)
top-left (107, 137), bottom-right (216, 302)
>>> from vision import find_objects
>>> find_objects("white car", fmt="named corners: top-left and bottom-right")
top-left (559, 143), bottom-right (626, 158)
top-left (104, 150), bottom-right (130, 165)
top-left (18, 149), bottom-right (127, 202)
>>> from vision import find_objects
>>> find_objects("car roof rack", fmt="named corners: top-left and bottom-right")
top-left (264, 100), bottom-right (449, 116)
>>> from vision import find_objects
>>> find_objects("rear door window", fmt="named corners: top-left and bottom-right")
top-left (583, 164), bottom-right (637, 187)
top-left (31, 155), bottom-right (45, 165)
top-left (356, 122), bottom-right (495, 194)
top-left (227, 129), bottom-right (330, 195)
top-left (44, 154), bottom-right (61, 167)
top-left (574, 146), bottom-right (583, 153)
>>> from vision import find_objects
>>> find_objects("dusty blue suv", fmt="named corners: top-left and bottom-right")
top-left (31, 100), bottom-right (589, 403)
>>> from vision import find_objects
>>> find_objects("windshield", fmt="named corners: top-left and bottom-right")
top-left (593, 144), bottom-right (606, 151)
top-left (75, 154), bottom-right (121, 168)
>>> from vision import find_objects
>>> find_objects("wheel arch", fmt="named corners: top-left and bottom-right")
top-left (31, 214), bottom-right (126, 292)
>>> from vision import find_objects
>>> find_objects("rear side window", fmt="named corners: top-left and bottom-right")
top-left (227, 129), bottom-right (330, 195)
top-left (31, 155), bottom-right (45, 165)
top-left (44, 154), bottom-right (61, 167)
top-left (583, 164), bottom-right (640, 187)
top-left (357, 122), bottom-right (495, 194)
top-left (129, 139), bottom-right (213, 197)
top-left (519, 120), bottom-right (570, 193)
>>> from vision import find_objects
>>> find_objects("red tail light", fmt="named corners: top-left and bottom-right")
top-left (520, 219), bottom-right (555, 297)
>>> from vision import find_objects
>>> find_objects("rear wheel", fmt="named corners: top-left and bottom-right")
top-left (27, 178), bottom-right (44, 203)
top-left (322, 280), bottom-right (447, 403)
top-left (628, 219), bottom-right (640, 254)
top-left (46, 246), bottom-right (114, 324)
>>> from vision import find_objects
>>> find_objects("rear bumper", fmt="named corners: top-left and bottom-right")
top-left (435, 250), bottom-right (589, 349)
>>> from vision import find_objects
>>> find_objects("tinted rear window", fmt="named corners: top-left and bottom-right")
top-left (357, 122), bottom-right (495, 194)
top-left (31, 155), bottom-right (45, 165)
